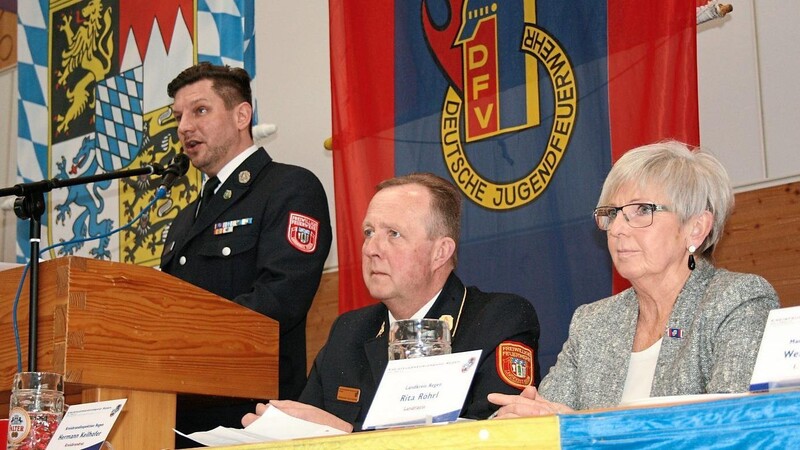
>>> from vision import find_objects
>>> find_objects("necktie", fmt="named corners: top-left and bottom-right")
top-left (195, 176), bottom-right (220, 219)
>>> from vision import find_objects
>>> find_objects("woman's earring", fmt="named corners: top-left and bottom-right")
top-left (688, 245), bottom-right (696, 271)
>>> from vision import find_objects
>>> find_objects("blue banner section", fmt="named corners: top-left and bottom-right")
top-left (559, 391), bottom-right (800, 449)
top-left (394, 1), bottom-right (613, 375)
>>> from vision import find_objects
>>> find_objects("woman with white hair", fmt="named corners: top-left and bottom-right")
top-left (488, 140), bottom-right (780, 416)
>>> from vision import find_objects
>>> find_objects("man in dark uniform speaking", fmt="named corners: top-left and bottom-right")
top-left (242, 173), bottom-right (539, 432)
top-left (159, 62), bottom-right (332, 440)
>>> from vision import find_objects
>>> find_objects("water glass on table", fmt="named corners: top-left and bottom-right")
top-left (388, 318), bottom-right (452, 360)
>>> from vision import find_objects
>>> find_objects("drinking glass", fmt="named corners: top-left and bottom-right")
top-left (7, 371), bottom-right (64, 450)
top-left (388, 318), bottom-right (452, 360)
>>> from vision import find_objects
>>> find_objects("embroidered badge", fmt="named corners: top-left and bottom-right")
top-left (287, 212), bottom-right (320, 253)
top-left (337, 386), bottom-right (361, 403)
top-left (496, 341), bottom-right (534, 389)
top-left (213, 218), bottom-right (254, 235)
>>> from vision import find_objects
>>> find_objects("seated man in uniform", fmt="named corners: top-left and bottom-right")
top-left (242, 172), bottom-right (541, 432)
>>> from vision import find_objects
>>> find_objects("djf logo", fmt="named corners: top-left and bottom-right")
top-left (423, 0), bottom-right (577, 210)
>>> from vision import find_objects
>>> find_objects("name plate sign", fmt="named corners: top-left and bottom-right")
top-left (46, 399), bottom-right (126, 450)
top-left (750, 306), bottom-right (800, 392)
top-left (362, 350), bottom-right (481, 430)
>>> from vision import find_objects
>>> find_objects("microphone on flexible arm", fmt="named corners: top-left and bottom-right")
top-left (1, 162), bottom-right (164, 211)
top-left (155, 153), bottom-right (191, 199)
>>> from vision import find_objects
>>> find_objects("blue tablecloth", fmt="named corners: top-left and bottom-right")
top-left (559, 390), bottom-right (800, 449)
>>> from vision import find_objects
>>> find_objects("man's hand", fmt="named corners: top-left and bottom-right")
top-left (241, 402), bottom-right (269, 427)
top-left (241, 400), bottom-right (354, 433)
top-left (487, 386), bottom-right (573, 418)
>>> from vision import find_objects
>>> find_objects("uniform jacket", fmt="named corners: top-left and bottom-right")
top-left (161, 148), bottom-right (332, 400)
top-left (539, 260), bottom-right (780, 410)
top-left (299, 273), bottom-right (540, 431)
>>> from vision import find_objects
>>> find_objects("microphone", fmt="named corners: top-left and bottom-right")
top-left (253, 123), bottom-right (278, 141)
top-left (143, 162), bottom-right (165, 175)
top-left (155, 153), bottom-right (191, 198)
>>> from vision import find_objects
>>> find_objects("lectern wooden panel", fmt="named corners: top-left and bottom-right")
top-left (0, 256), bottom-right (279, 449)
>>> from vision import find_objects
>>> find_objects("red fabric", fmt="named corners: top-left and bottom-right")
top-left (0, 419), bottom-right (7, 449)
top-left (329, 0), bottom-right (395, 313)
top-left (118, 0), bottom-right (194, 59)
top-left (607, 1), bottom-right (699, 292)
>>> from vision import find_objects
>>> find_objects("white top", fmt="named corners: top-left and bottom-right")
top-left (620, 338), bottom-right (663, 404)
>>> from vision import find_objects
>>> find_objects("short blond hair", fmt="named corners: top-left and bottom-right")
top-left (596, 140), bottom-right (733, 256)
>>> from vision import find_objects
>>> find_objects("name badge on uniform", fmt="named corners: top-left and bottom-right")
top-left (337, 386), bottom-right (361, 403)
top-left (213, 217), bottom-right (253, 235)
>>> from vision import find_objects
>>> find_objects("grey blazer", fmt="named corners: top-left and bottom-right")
top-left (539, 260), bottom-right (780, 410)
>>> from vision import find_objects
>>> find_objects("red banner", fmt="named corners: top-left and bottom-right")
top-left (608, 0), bottom-right (699, 292)
top-left (329, 1), bottom-right (395, 312)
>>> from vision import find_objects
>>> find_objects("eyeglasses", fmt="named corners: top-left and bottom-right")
top-left (593, 203), bottom-right (670, 231)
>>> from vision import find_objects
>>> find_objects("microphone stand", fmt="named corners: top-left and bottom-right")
top-left (0, 164), bottom-right (163, 372)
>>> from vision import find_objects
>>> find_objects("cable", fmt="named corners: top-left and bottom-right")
top-left (10, 194), bottom-right (162, 372)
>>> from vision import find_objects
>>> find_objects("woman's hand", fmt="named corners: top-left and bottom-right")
top-left (487, 386), bottom-right (574, 418)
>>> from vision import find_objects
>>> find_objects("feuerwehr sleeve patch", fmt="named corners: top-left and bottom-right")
top-left (286, 212), bottom-right (320, 253)
top-left (496, 341), bottom-right (534, 390)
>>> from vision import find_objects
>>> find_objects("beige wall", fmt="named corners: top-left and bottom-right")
top-left (0, 67), bottom-right (17, 263)
top-left (697, 1), bottom-right (800, 189)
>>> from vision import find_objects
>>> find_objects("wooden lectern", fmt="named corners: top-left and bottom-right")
top-left (0, 256), bottom-right (279, 449)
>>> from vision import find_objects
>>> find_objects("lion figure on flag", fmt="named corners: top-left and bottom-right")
top-left (54, 0), bottom-right (114, 135)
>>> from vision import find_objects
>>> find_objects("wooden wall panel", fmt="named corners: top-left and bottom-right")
top-left (305, 271), bottom-right (339, 371)
top-left (715, 182), bottom-right (800, 308)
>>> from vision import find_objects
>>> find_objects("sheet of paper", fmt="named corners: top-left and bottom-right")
top-left (177, 403), bottom-right (347, 446)
top-left (175, 427), bottom-right (271, 447)
top-left (750, 305), bottom-right (800, 391)
top-left (46, 398), bottom-right (127, 450)
top-left (362, 349), bottom-right (482, 430)
top-left (245, 406), bottom-right (348, 440)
